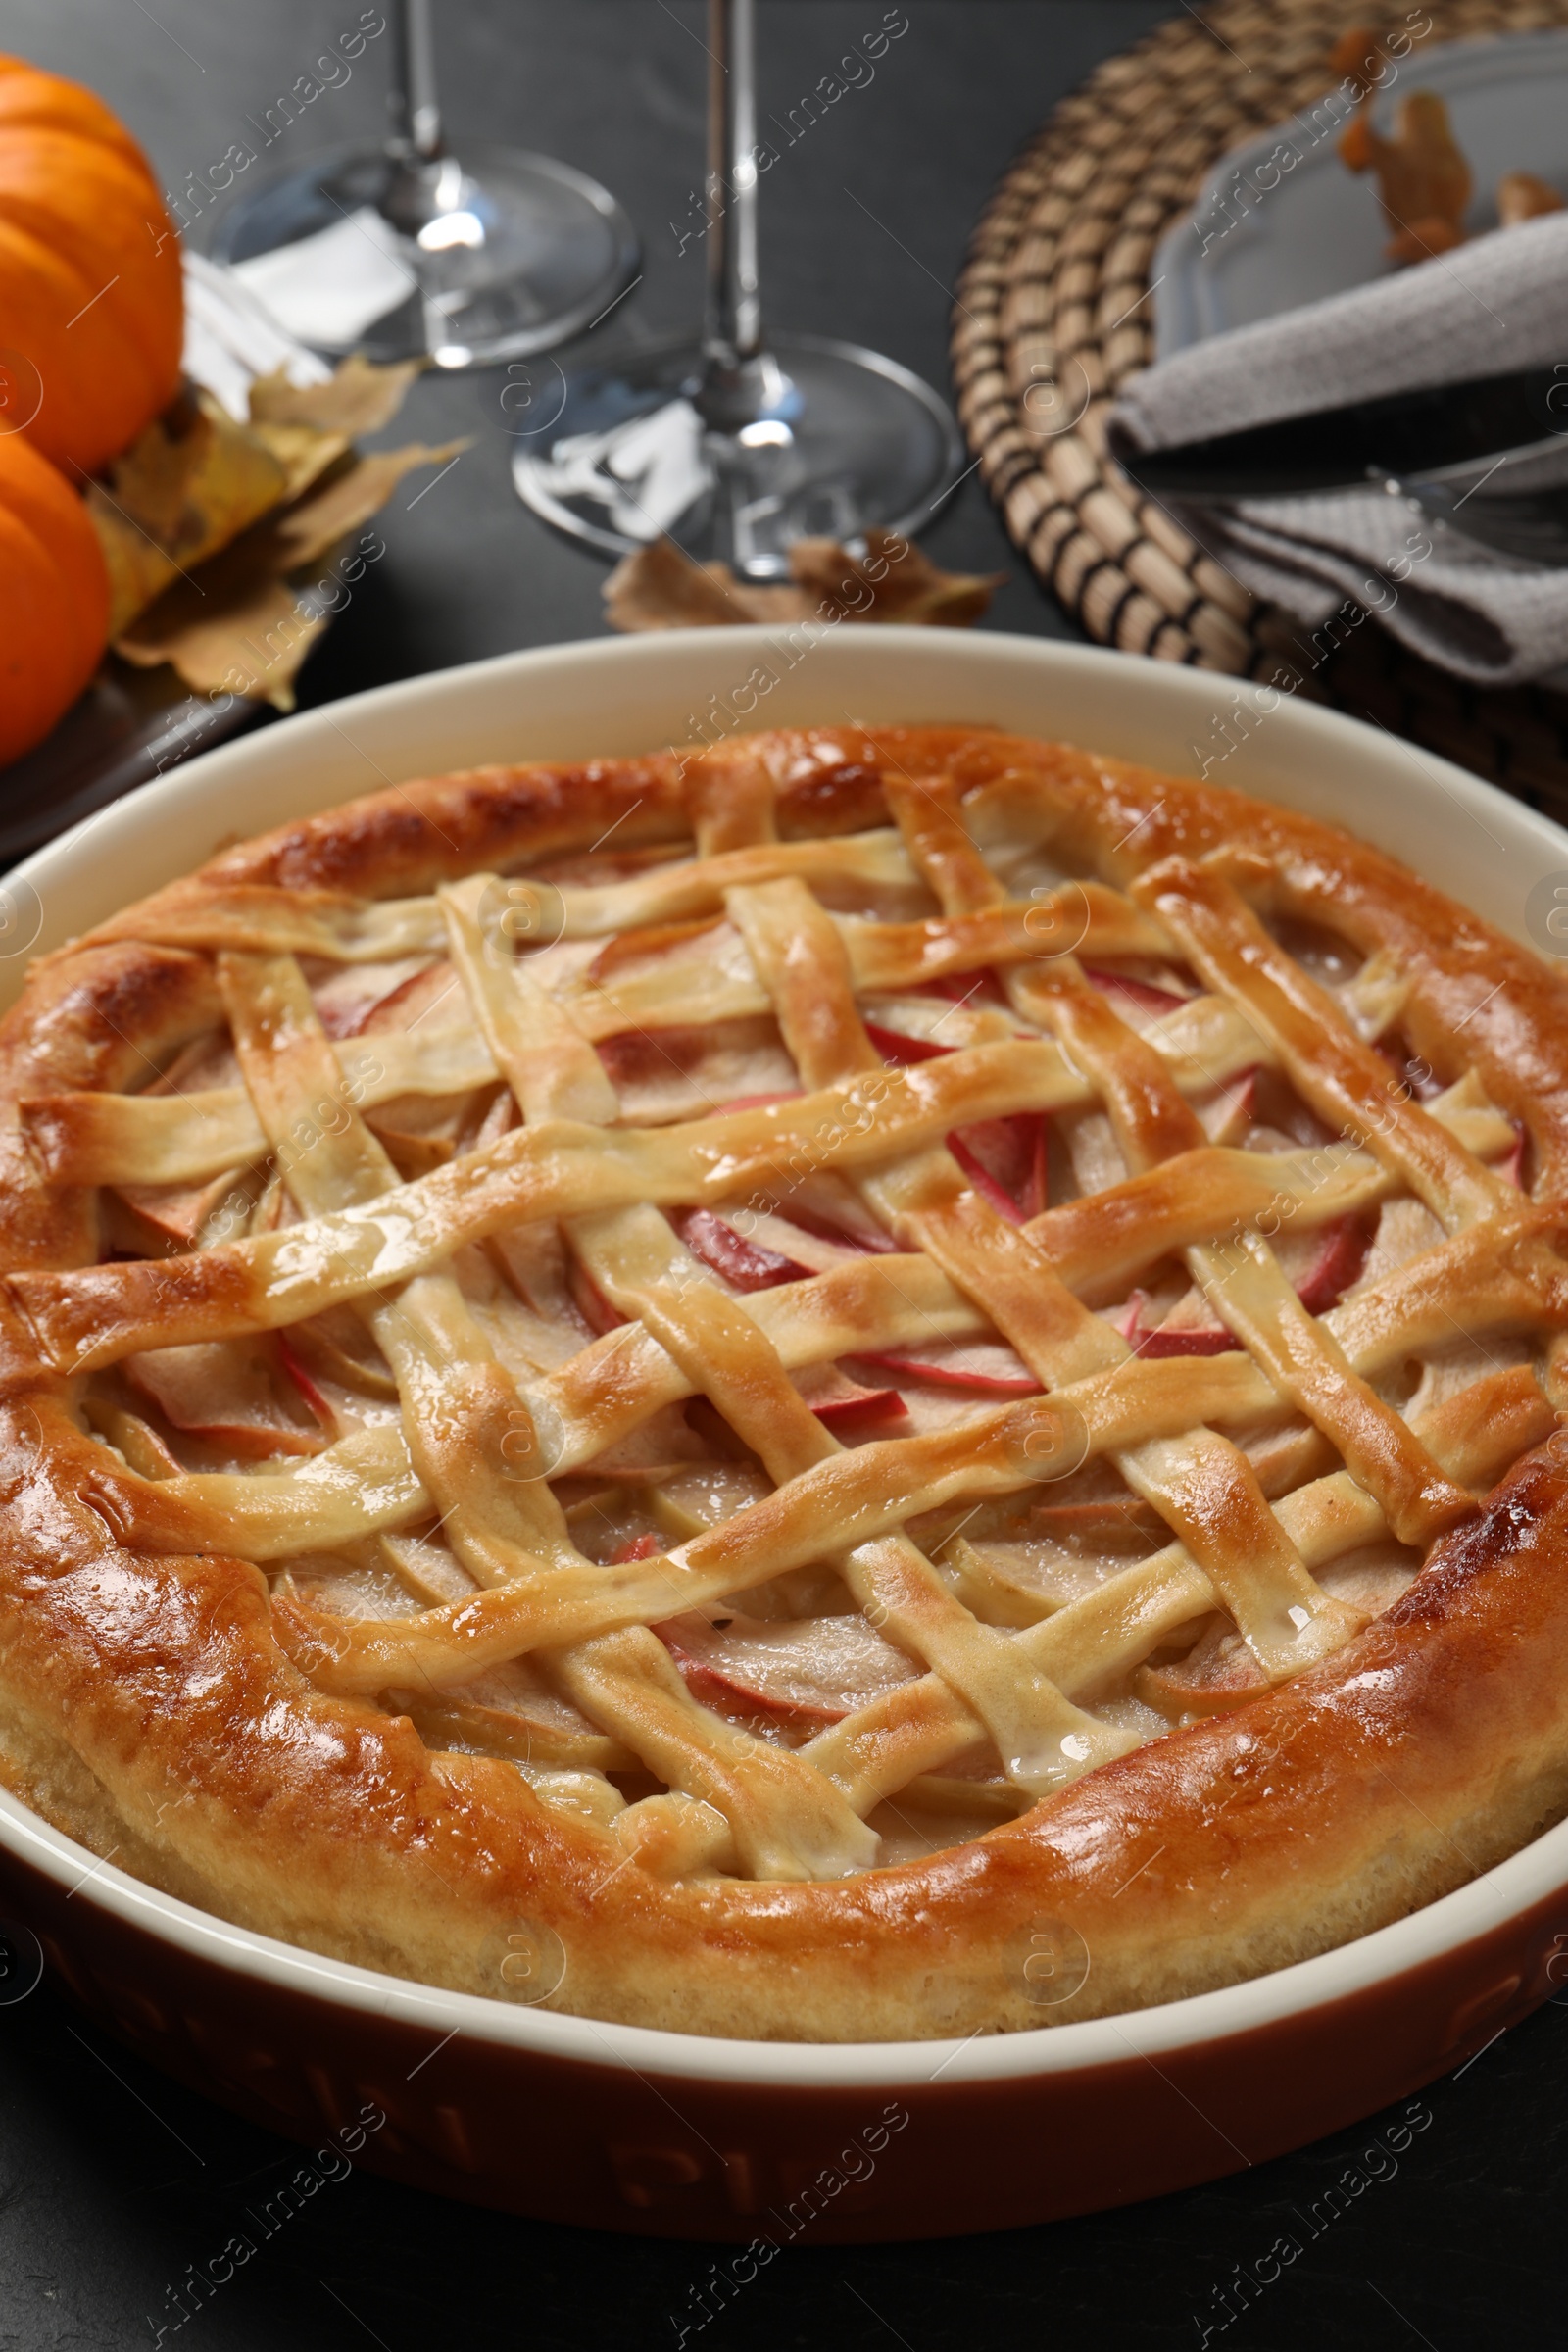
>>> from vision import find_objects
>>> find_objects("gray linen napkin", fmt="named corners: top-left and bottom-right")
top-left (1110, 213), bottom-right (1568, 686)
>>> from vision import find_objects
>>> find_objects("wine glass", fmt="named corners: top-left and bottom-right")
top-left (510, 0), bottom-right (963, 578)
top-left (208, 0), bottom-right (638, 369)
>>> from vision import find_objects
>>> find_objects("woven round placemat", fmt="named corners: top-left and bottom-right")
top-left (952, 0), bottom-right (1568, 821)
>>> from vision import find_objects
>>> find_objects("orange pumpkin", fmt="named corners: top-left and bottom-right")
top-left (0, 54), bottom-right (183, 477)
top-left (0, 431), bottom-right (110, 766)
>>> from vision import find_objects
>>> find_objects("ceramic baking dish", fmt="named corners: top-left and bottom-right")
top-left (2, 627), bottom-right (1566, 2240)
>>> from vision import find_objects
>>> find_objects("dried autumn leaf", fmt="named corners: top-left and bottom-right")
top-left (604, 538), bottom-right (806, 630)
top-left (114, 440), bottom-right (466, 711)
top-left (87, 386), bottom-right (289, 635)
top-left (1329, 25), bottom-right (1399, 101)
top-left (1334, 33), bottom-right (1473, 266)
top-left (790, 528), bottom-right (1004, 626)
top-left (604, 526), bottom-right (1002, 633)
top-left (243, 355), bottom-right (422, 502)
top-left (116, 564), bottom-right (333, 712)
top-left (1497, 171), bottom-right (1564, 225)
top-left (86, 355), bottom-right (423, 640)
top-left (246, 419), bottom-right (353, 506)
top-left (249, 355), bottom-right (424, 439)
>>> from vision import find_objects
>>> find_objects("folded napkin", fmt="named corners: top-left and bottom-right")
top-left (1111, 213), bottom-right (1568, 687)
top-left (226, 210), bottom-right (418, 352)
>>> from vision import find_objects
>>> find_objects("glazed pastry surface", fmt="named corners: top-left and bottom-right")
top-left (0, 724), bottom-right (1564, 2040)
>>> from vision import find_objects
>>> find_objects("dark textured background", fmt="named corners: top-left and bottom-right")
top-left (0, 4), bottom-right (1561, 2343)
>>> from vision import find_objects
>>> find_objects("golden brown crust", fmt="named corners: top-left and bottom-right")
top-left (0, 727), bottom-right (1565, 2040)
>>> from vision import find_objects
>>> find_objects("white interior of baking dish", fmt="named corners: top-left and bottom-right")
top-left (3, 627), bottom-right (1566, 2088)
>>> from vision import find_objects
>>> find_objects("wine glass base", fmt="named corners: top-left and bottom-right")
top-left (208, 143), bottom-right (639, 368)
top-left (509, 332), bottom-right (965, 577)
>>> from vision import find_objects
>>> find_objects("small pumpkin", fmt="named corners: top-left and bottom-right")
top-left (0, 54), bottom-right (183, 477)
top-left (0, 431), bottom-right (110, 766)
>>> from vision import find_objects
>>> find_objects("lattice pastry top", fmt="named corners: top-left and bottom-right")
top-left (1, 723), bottom-right (1566, 2042)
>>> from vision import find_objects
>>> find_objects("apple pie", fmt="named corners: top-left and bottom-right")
top-left (0, 722), bottom-right (1565, 2041)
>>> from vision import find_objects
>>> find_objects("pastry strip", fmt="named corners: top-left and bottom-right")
top-left (883, 780), bottom-right (1353, 1678)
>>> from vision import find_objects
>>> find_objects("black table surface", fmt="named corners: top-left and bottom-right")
top-left (0, 3), bottom-right (1561, 2343)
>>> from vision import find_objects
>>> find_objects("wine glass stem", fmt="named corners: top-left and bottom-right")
top-left (704, 0), bottom-right (763, 370)
top-left (388, 0), bottom-right (443, 163)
